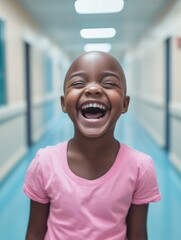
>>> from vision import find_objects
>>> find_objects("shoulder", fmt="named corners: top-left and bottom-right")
top-left (25, 141), bottom-right (68, 184)
top-left (121, 143), bottom-right (153, 162)
top-left (119, 144), bottom-right (161, 203)
top-left (36, 141), bottom-right (68, 162)
top-left (28, 141), bottom-right (68, 173)
top-left (121, 143), bottom-right (148, 156)
top-left (120, 143), bottom-right (155, 174)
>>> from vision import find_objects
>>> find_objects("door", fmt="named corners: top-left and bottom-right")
top-left (24, 41), bottom-right (32, 147)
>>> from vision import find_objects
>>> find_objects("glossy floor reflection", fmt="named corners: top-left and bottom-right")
top-left (0, 112), bottom-right (181, 240)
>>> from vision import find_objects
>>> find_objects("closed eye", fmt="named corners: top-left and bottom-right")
top-left (102, 82), bottom-right (119, 89)
top-left (70, 81), bottom-right (86, 88)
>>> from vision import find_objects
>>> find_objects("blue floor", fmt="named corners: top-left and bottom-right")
top-left (0, 112), bottom-right (181, 240)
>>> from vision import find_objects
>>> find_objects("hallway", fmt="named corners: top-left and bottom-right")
top-left (0, 111), bottom-right (180, 240)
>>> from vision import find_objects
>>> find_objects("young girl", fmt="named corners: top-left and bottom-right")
top-left (24, 51), bottom-right (161, 240)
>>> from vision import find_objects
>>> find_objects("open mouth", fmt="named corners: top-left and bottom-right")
top-left (80, 103), bottom-right (107, 119)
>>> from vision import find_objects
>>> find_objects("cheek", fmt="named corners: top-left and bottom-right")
top-left (64, 90), bottom-right (78, 104)
top-left (63, 91), bottom-right (81, 112)
top-left (108, 91), bottom-right (124, 105)
top-left (110, 93), bottom-right (126, 116)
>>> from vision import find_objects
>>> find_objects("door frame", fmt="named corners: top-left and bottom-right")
top-left (24, 41), bottom-right (32, 147)
top-left (165, 37), bottom-right (171, 151)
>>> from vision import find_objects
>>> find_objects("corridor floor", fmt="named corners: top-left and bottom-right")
top-left (0, 112), bottom-right (181, 240)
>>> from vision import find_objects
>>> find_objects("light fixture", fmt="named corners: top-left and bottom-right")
top-left (84, 43), bottom-right (111, 52)
top-left (75, 0), bottom-right (124, 14)
top-left (80, 28), bottom-right (116, 39)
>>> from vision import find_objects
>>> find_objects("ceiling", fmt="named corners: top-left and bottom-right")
top-left (16, 0), bottom-right (178, 60)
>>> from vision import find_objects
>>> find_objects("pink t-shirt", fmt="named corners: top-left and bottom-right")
top-left (24, 141), bottom-right (161, 240)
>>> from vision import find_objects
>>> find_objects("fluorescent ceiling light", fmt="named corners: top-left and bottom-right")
top-left (84, 43), bottom-right (112, 52)
top-left (75, 0), bottom-right (124, 14)
top-left (80, 28), bottom-right (116, 39)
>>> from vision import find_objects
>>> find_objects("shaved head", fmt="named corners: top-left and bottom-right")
top-left (63, 51), bottom-right (127, 94)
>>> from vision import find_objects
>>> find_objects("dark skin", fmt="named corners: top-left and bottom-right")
top-left (26, 201), bottom-right (50, 240)
top-left (26, 51), bottom-right (148, 240)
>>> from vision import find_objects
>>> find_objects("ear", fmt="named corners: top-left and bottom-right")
top-left (60, 95), bottom-right (66, 113)
top-left (122, 96), bottom-right (130, 114)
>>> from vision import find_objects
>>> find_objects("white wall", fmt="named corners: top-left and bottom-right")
top-left (169, 36), bottom-right (181, 172)
top-left (0, 0), bottom-right (70, 181)
top-left (0, 102), bottom-right (26, 180)
top-left (124, 1), bottom-right (181, 173)
top-left (125, 39), bottom-right (166, 146)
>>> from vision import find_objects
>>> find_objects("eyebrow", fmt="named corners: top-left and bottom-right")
top-left (101, 71), bottom-right (121, 80)
top-left (68, 71), bottom-right (87, 80)
top-left (68, 71), bottom-right (121, 80)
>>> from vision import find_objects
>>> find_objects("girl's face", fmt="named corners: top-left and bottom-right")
top-left (61, 52), bottom-right (130, 139)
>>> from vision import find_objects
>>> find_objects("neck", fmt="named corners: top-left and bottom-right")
top-left (67, 131), bottom-right (120, 179)
top-left (69, 132), bottom-right (118, 158)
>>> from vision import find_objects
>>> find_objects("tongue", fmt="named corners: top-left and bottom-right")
top-left (84, 113), bottom-right (103, 119)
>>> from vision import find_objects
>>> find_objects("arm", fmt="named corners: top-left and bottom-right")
top-left (26, 200), bottom-right (50, 240)
top-left (126, 203), bottom-right (148, 240)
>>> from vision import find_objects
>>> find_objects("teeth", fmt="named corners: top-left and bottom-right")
top-left (81, 103), bottom-right (106, 110)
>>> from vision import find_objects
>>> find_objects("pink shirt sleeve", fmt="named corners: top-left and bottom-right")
top-left (132, 156), bottom-right (161, 204)
top-left (23, 150), bottom-right (50, 203)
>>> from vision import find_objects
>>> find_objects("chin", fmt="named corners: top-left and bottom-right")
top-left (76, 125), bottom-right (115, 139)
top-left (80, 130), bottom-right (104, 139)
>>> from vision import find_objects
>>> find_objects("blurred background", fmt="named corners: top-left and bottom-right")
top-left (0, 0), bottom-right (181, 239)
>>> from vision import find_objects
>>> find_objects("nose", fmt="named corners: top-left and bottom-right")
top-left (84, 84), bottom-right (102, 96)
